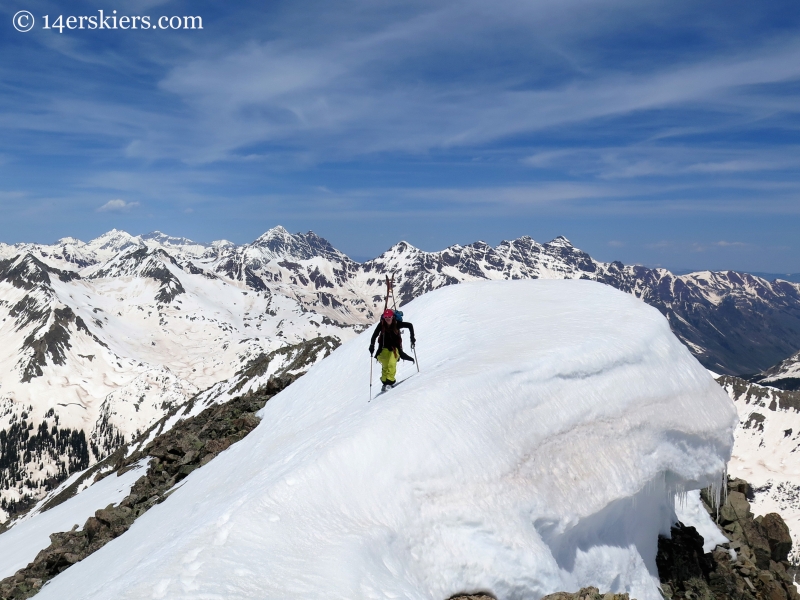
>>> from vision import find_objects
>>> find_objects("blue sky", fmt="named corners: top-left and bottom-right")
top-left (1, 0), bottom-right (799, 271)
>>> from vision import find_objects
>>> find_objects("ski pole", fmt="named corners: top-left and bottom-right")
top-left (413, 346), bottom-right (419, 372)
top-left (369, 353), bottom-right (373, 401)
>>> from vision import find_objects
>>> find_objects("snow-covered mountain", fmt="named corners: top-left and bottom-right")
top-left (2, 226), bottom-right (799, 524)
top-left (0, 230), bottom-right (144, 270)
top-left (30, 280), bottom-right (738, 600)
top-left (6, 227), bottom-right (800, 373)
top-left (205, 230), bottom-right (800, 374)
top-left (0, 241), bottom-right (358, 520)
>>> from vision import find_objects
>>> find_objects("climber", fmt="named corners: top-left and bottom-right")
top-left (369, 308), bottom-right (416, 391)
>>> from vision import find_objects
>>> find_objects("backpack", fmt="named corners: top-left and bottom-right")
top-left (393, 310), bottom-right (403, 322)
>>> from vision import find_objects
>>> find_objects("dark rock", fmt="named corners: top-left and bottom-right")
top-left (179, 450), bottom-right (198, 465)
top-left (761, 514), bottom-right (792, 562)
top-left (729, 478), bottom-right (753, 497)
top-left (233, 414), bottom-right (260, 432)
top-left (741, 520), bottom-right (773, 570)
top-left (204, 439), bottom-right (231, 455)
top-left (83, 517), bottom-right (102, 543)
top-left (764, 580), bottom-right (788, 600)
top-left (657, 523), bottom-right (713, 585)
top-left (177, 464), bottom-right (198, 478)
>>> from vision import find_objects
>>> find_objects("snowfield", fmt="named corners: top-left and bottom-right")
top-left (35, 280), bottom-right (737, 600)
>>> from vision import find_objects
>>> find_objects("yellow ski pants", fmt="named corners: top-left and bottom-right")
top-left (376, 348), bottom-right (398, 383)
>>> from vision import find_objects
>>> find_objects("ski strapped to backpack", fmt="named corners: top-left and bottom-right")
top-left (383, 274), bottom-right (398, 313)
top-left (370, 273), bottom-right (418, 400)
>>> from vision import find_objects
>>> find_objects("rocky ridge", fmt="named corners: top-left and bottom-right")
top-left (450, 590), bottom-right (631, 600)
top-left (0, 381), bottom-right (289, 599)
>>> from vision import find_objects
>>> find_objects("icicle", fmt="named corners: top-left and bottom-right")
top-left (675, 487), bottom-right (688, 509)
top-left (706, 466), bottom-right (727, 522)
top-left (723, 465), bottom-right (729, 506)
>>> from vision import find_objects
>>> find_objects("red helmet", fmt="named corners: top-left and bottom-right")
top-left (382, 309), bottom-right (394, 320)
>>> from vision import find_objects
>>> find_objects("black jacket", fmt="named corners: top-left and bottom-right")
top-left (370, 320), bottom-right (415, 353)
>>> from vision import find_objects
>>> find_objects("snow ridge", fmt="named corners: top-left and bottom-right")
top-left (32, 280), bottom-right (737, 600)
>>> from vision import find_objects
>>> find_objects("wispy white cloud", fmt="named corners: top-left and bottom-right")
top-left (97, 199), bottom-right (140, 212)
top-left (521, 145), bottom-right (800, 180)
top-left (646, 239), bottom-right (755, 253)
top-left (5, 1), bottom-right (798, 166)
top-left (0, 0), bottom-right (798, 271)
top-left (215, 178), bottom-right (800, 221)
top-left (713, 240), bottom-right (751, 247)
top-left (139, 32), bottom-right (800, 163)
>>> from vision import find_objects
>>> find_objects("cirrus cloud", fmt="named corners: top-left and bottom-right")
top-left (97, 199), bottom-right (140, 212)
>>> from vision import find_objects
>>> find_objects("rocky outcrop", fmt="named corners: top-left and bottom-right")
top-left (450, 587), bottom-right (630, 600)
top-left (761, 514), bottom-right (793, 564)
top-left (659, 477), bottom-right (799, 600)
top-left (542, 588), bottom-right (630, 600)
top-left (0, 389), bottom-right (279, 600)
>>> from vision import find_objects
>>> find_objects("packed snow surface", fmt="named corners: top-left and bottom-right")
top-left (37, 280), bottom-right (737, 600)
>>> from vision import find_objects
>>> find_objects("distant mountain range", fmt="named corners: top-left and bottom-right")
top-left (750, 272), bottom-right (800, 284)
top-left (673, 269), bottom-right (800, 283)
top-left (1, 227), bottom-right (799, 519)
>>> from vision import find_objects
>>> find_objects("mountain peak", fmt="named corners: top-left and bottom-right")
top-left (251, 227), bottom-right (348, 262)
top-left (142, 231), bottom-right (202, 247)
top-left (546, 235), bottom-right (573, 248)
top-left (377, 241), bottom-right (422, 258)
top-left (254, 226), bottom-right (291, 243)
top-left (0, 252), bottom-right (56, 290)
top-left (88, 230), bottom-right (143, 252)
top-left (396, 240), bottom-right (418, 251)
